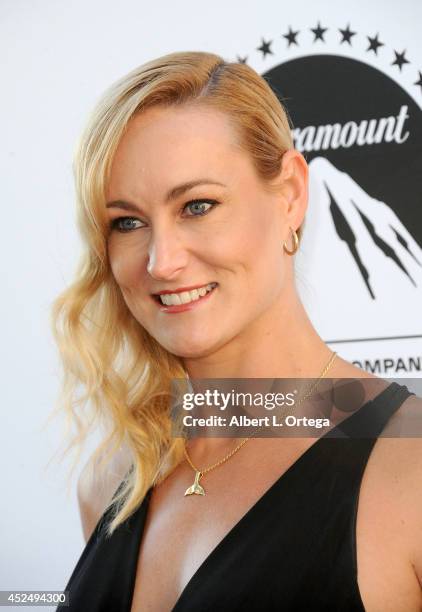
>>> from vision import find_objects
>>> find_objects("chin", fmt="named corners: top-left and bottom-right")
top-left (162, 335), bottom-right (220, 361)
top-left (168, 344), bottom-right (215, 361)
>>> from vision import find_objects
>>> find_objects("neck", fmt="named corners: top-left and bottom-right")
top-left (180, 276), bottom-right (336, 461)
top-left (182, 281), bottom-right (333, 381)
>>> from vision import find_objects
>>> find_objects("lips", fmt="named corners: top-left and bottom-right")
top-left (152, 283), bottom-right (218, 312)
top-left (152, 283), bottom-right (217, 297)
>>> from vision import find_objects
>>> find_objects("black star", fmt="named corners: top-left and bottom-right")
top-left (236, 55), bottom-right (248, 64)
top-left (257, 38), bottom-right (273, 58)
top-left (366, 33), bottom-right (384, 54)
top-left (282, 26), bottom-right (299, 47)
top-left (339, 23), bottom-right (356, 45)
top-left (414, 71), bottom-right (422, 92)
top-left (392, 49), bottom-right (410, 71)
top-left (310, 21), bottom-right (328, 42)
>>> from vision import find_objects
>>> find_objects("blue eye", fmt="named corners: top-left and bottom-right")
top-left (109, 217), bottom-right (144, 233)
top-left (108, 199), bottom-right (219, 233)
top-left (183, 199), bottom-right (218, 216)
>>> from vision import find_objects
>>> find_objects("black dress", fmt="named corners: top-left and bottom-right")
top-left (58, 381), bottom-right (414, 611)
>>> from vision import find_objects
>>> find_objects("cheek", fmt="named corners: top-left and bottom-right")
top-left (107, 239), bottom-right (142, 290)
top-left (226, 209), bottom-right (282, 278)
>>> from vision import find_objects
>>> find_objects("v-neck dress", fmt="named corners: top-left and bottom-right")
top-left (58, 381), bottom-right (414, 611)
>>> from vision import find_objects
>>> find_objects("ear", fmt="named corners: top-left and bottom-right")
top-left (276, 149), bottom-right (308, 238)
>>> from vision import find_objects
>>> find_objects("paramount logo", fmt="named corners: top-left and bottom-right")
top-left (292, 104), bottom-right (410, 152)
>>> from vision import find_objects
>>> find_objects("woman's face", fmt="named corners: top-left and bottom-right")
top-left (106, 104), bottom-right (300, 358)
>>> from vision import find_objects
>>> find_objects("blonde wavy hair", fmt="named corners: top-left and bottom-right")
top-left (50, 50), bottom-right (297, 537)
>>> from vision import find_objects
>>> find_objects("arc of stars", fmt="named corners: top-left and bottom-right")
top-left (250, 24), bottom-right (421, 96)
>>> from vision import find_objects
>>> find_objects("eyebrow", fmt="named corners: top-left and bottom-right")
top-left (106, 178), bottom-right (226, 212)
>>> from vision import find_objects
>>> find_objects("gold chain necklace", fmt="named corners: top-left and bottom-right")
top-left (183, 351), bottom-right (337, 496)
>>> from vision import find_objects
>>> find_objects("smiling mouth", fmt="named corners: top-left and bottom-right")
top-left (152, 283), bottom-right (218, 306)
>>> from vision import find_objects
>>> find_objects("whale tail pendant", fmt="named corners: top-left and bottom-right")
top-left (184, 470), bottom-right (205, 496)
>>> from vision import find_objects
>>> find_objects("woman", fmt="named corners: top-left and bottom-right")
top-left (52, 51), bottom-right (422, 611)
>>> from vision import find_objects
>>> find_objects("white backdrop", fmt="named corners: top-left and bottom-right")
top-left (1, 0), bottom-right (421, 607)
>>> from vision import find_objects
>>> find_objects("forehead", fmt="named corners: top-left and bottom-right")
top-left (107, 104), bottom-right (250, 199)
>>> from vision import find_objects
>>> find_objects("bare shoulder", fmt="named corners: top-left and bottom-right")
top-left (333, 358), bottom-right (422, 585)
top-left (366, 387), bottom-right (422, 590)
top-left (77, 441), bottom-right (133, 542)
top-left (330, 356), bottom-right (393, 403)
top-left (333, 357), bottom-right (422, 431)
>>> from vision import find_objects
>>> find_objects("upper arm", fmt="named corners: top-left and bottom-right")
top-left (77, 442), bottom-right (133, 543)
top-left (384, 393), bottom-right (422, 588)
top-left (402, 433), bottom-right (422, 591)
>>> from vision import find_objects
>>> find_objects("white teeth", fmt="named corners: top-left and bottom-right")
top-left (179, 291), bottom-right (191, 304)
top-left (159, 283), bottom-right (216, 306)
top-left (168, 293), bottom-right (182, 306)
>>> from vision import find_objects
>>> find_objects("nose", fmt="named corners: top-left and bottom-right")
top-left (146, 226), bottom-right (188, 280)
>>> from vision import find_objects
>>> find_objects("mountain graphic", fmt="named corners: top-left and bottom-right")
top-left (295, 157), bottom-right (422, 340)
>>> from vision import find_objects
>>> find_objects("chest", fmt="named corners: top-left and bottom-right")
top-left (130, 442), bottom-right (421, 612)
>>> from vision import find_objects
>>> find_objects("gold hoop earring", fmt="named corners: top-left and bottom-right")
top-left (283, 226), bottom-right (299, 255)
